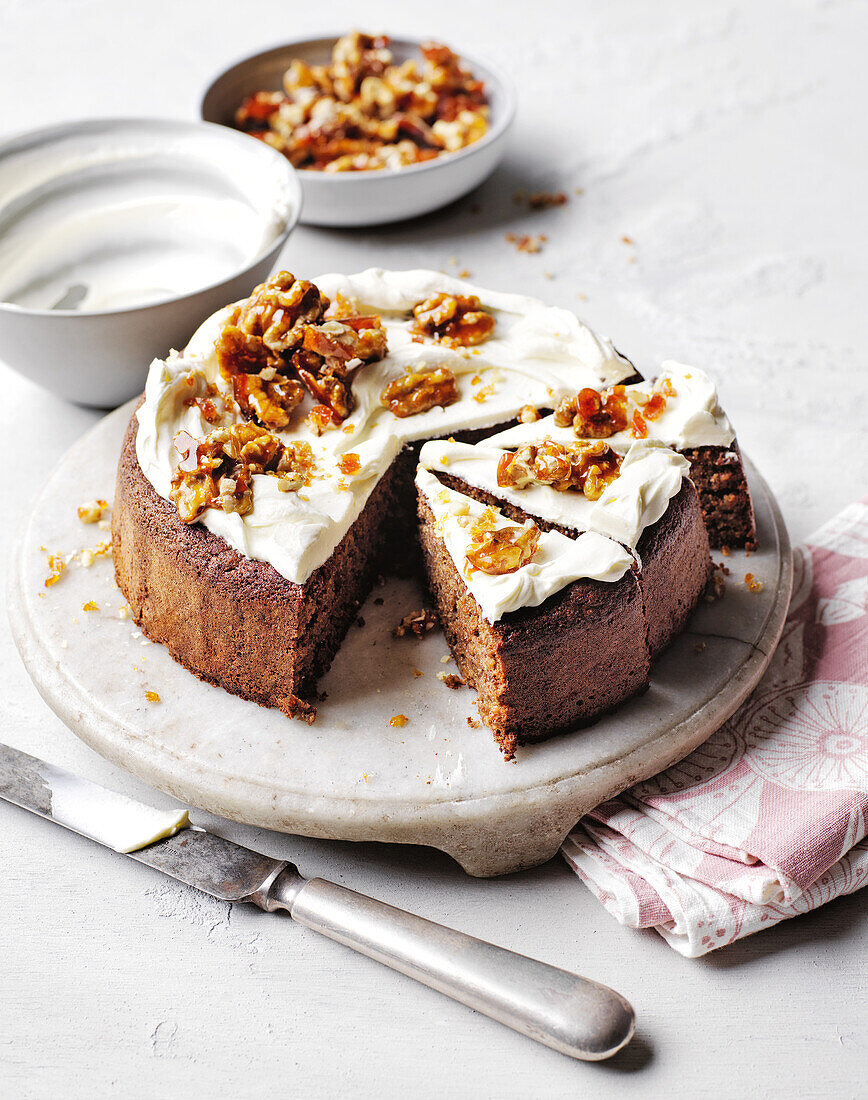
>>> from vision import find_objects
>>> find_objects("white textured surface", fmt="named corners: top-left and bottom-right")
top-left (1, 1), bottom-right (866, 1097)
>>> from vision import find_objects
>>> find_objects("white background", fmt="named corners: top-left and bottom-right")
top-left (2, 1), bottom-right (867, 1096)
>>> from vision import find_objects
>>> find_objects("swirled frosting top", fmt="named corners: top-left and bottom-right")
top-left (134, 268), bottom-right (724, 589)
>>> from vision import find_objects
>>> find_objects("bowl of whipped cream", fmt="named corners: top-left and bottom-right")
top-left (0, 118), bottom-right (302, 407)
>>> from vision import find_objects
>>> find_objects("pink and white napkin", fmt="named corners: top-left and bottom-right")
top-left (562, 499), bottom-right (868, 956)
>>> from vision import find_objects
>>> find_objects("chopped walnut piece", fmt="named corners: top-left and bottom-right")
top-left (466, 716), bottom-right (480, 729)
top-left (505, 233), bottom-right (547, 253)
top-left (437, 672), bottom-right (465, 688)
top-left (464, 507), bottom-right (540, 576)
top-left (170, 423), bottom-right (314, 524)
top-left (389, 714), bottom-right (409, 728)
top-left (381, 367), bottom-right (460, 418)
top-left (393, 608), bottom-right (440, 638)
top-left (497, 439), bottom-right (622, 500)
top-left (517, 404), bottom-right (541, 424)
top-left (527, 191), bottom-right (568, 209)
top-left (216, 272), bottom-right (387, 426)
top-left (411, 293), bottom-right (495, 347)
top-left (555, 386), bottom-right (629, 438)
top-left (78, 499), bottom-right (109, 524)
top-left (44, 554), bottom-right (67, 587)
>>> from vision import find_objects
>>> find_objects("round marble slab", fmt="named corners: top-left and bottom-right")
top-left (9, 402), bottom-right (792, 876)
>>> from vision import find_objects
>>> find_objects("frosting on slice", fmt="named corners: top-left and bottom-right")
top-left (418, 438), bottom-right (689, 548)
top-left (416, 469), bottom-right (633, 623)
top-left (489, 362), bottom-right (735, 454)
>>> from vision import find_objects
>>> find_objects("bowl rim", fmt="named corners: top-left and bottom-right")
top-left (0, 116), bottom-right (303, 319)
top-left (199, 33), bottom-right (517, 183)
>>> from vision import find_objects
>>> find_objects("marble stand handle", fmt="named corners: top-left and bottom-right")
top-left (262, 867), bottom-right (635, 1060)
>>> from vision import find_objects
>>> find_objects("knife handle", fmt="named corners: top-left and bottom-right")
top-left (267, 871), bottom-right (634, 1061)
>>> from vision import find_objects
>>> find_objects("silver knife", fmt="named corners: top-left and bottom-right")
top-left (0, 742), bottom-right (635, 1061)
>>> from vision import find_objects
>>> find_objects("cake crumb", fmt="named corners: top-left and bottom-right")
top-left (744, 572), bottom-right (764, 594)
top-left (437, 672), bottom-right (465, 689)
top-left (720, 545), bottom-right (731, 557)
top-left (466, 716), bottom-right (480, 728)
top-left (694, 641), bottom-right (707, 654)
top-left (78, 499), bottom-right (109, 525)
top-left (527, 190), bottom-right (567, 209)
top-left (704, 566), bottom-right (726, 603)
top-left (412, 668), bottom-right (424, 678)
top-left (440, 654), bottom-right (452, 664)
top-left (393, 609), bottom-right (440, 638)
top-left (118, 605), bottom-right (131, 620)
top-left (505, 232), bottom-right (547, 254)
top-left (82, 600), bottom-right (98, 612)
top-left (44, 554), bottom-right (66, 588)
top-left (390, 714), bottom-right (409, 728)
top-left (356, 616), bottom-right (365, 628)
top-left (145, 690), bottom-right (161, 703)
top-left (621, 235), bottom-right (634, 245)
top-left (80, 548), bottom-right (95, 568)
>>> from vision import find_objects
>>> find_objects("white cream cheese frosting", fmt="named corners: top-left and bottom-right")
top-left (418, 438), bottom-right (690, 549)
top-left (488, 362), bottom-right (735, 454)
top-left (415, 469), bottom-right (633, 623)
top-left (135, 268), bottom-right (640, 584)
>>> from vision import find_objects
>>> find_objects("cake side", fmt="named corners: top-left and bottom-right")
top-left (680, 443), bottom-right (756, 551)
top-left (113, 407), bottom-right (402, 719)
top-left (633, 480), bottom-right (712, 656)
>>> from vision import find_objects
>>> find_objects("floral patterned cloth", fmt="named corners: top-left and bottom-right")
top-left (562, 499), bottom-right (868, 956)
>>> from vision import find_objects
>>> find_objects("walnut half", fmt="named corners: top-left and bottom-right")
top-left (380, 366), bottom-right (459, 418)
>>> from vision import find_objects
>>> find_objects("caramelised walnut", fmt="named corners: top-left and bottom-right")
top-left (380, 366), bottom-right (459, 418)
top-left (497, 439), bottom-right (622, 500)
top-left (170, 423), bottom-right (314, 524)
top-left (235, 34), bottom-right (489, 173)
top-left (554, 386), bottom-right (628, 438)
top-left (411, 293), bottom-right (495, 347)
top-left (216, 272), bottom-right (387, 426)
top-left (462, 506), bottom-right (540, 576)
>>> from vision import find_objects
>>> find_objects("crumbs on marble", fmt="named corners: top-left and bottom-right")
top-left (466, 716), bottom-right (480, 729)
top-left (389, 714), bottom-right (409, 728)
top-left (744, 572), bottom-right (764, 594)
top-left (412, 668), bottom-right (424, 678)
top-left (82, 600), bottom-right (98, 612)
top-left (145, 690), bottom-right (161, 703)
top-left (437, 672), bottom-right (465, 689)
top-left (78, 499), bottom-right (109, 525)
top-left (505, 233), bottom-right (547, 254)
top-left (694, 641), bottom-right (707, 655)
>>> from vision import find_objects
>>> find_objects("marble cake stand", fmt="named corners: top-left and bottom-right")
top-left (9, 402), bottom-right (792, 876)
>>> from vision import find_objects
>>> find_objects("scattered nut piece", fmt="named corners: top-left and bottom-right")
top-left (381, 367), bottom-right (459, 418)
top-left (393, 609), bottom-right (440, 638)
top-left (411, 293), bottom-right (495, 347)
top-left (78, 499), bottom-right (109, 524)
top-left (82, 600), bottom-right (98, 612)
top-left (517, 404), bottom-right (541, 424)
top-left (44, 554), bottom-right (66, 587)
top-left (389, 714), bottom-right (409, 728)
top-left (505, 233), bottom-right (547, 253)
top-left (437, 672), bottom-right (465, 689)
top-left (497, 439), bottom-right (621, 500)
top-left (145, 691), bottom-right (161, 704)
top-left (412, 668), bottom-right (424, 678)
top-left (527, 191), bottom-right (567, 209)
top-left (704, 567), bottom-right (726, 603)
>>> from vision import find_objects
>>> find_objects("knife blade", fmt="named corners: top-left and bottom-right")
top-left (0, 742), bottom-right (635, 1061)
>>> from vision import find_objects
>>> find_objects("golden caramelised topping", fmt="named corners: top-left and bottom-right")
top-left (235, 33), bottom-right (489, 172)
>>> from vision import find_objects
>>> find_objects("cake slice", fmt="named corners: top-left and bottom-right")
top-left (415, 436), bottom-right (711, 755)
top-left (489, 362), bottom-right (756, 550)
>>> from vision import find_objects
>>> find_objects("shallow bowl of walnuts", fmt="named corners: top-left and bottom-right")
top-left (201, 33), bottom-right (516, 227)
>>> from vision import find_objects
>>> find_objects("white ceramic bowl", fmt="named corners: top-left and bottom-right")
top-left (0, 118), bottom-right (302, 408)
top-left (201, 36), bottom-right (516, 227)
